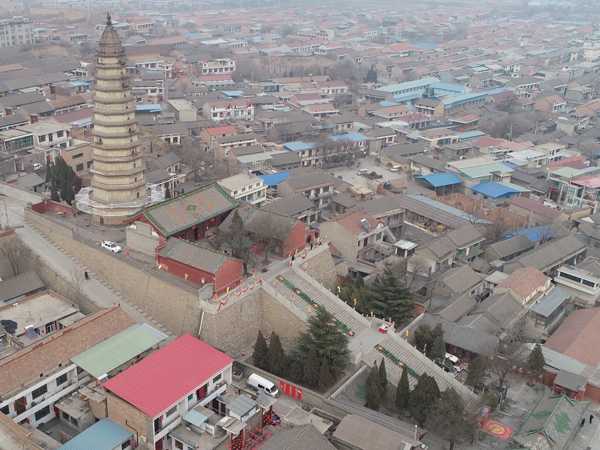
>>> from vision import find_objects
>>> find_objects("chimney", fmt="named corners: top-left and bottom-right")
top-left (49, 85), bottom-right (56, 95)
top-left (30, 114), bottom-right (39, 124)
top-left (5, 108), bottom-right (12, 115)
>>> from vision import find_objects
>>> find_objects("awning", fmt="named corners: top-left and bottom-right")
top-left (183, 406), bottom-right (212, 427)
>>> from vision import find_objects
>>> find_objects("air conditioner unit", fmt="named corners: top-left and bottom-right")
top-left (12, 303), bottom-right (18, 308)
top-left (140, 436), bottom-right (148, 443)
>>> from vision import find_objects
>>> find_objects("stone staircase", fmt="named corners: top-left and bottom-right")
top-left (277, 268), bottom-right (369, 337)
top-left (367, 335), bottom-right (480, 412)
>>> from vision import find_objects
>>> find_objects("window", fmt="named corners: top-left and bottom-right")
top-left (1, 405), bottom-right (9, 415)
top-left (56, 373), bottom-right (68, 385)
top-left (56, 130), bottom-right (64, 138)
top-left (188, 393), bottom-right (193, 401)
top-left (166, 405), bottom-right (177, 417)
top-left (71, 417), bottom-right (78, 427)
top-left (121, 442), bottom-right (129, 450)
top-left (213, 374), bottom-right (222, 383)
top-left (35, 406), bottom-right (50, 421)
top-left (376, 233), bottom-right (382, 241)
top-left (72, 153), bottom-right (83, 159)
top-left (39, 135), bottom-right (46, 142)
top-left (87, 160), bottom-right (93, 168)
top-left (62, 412), bottom-right (69, 420)
top-left (31, 384), bottom-right (47, 399)
top-left (175, 440), bottom-right (184, 450)
top-left (76, 163), bottom-right (83, 172)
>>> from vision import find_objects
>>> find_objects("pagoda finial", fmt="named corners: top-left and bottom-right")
top-left (106, 11), bottom-right (111, 26)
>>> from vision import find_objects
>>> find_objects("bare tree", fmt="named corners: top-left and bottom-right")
top-left (577, 139), bottom-right (600, 166)
top-left (0, 234), bottom-right (25, 276)
top-left (69, 265), bottom-right (87, 301)
top-left (531, 219), bottom-right (556, 244)
top-left (0, 196), bottom-right (9, 230)
top-left (490, 341), bottom-right (525, 390)
top-left (253, 215), bottom-right (292, 263)
top-left (484, 215), bottom-right (511, 242)
top-left (463, 203), bottom-right (486, 225)
top-left (407, 256), bottom-right (431, 283)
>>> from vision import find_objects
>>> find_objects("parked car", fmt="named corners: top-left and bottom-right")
top-left (445, 353), bottom-right (463, 372)
top-left (102, 241), bottom-right (122, 253)
top-left (390, 166), bottom-right (402, 172)
top-left (247, 373), bottom-right (279, 397)
top-left (357, 169), bottom-right (368, 176)
top-left (33, 163), bottom-right (43, 171)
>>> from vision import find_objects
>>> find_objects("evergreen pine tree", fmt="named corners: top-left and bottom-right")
top-left (252, 331), bottom-right (268, 370)
top-left (364, 267), bottom-right (414, 324)
top-left (266, 331), bottom-right (287, 376)
top-left (228, 210), bottom-right (252, 259)
top-left (289, 361), bottom-right (304, 382)
top-left (465, 356), bottom-right (486, 387)
top-left (528, 344), bottom-right (546, 377)
top-left (165, 185), bottom-right (171, 199)
top-left (64, 178), bottom-right (74, 205)
top-left (430, 335), bottom-right (446, 361)
top-left (50, 179), bottom-right (60, 202)
top-left (45, 165), bottom-right (52, 183)
top-left (366, 364), bottom-right (382, 410)
top-left (379, 358), bottom-right (388, 395)
top-left (303, 347), bottom-right (320, 386)
top-left (294, 307), bottom-right (350, 377)
top-left (426, 388), bottom-right (477, 450)
top-left (409, 373), bottom-right (440, 425)
top-left (395, 366), bottom-right (410, 411)
top-left (318, 357), bottom-right (333, 388)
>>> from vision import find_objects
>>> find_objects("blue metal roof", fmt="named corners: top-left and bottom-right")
top-left (135, 104), bottom-right (163, 112)
top-left (183, 409), bottom-right (208, 427)
top-left (430, 82), bottom-right (467, 93)
top-left (257, 172), bottom-right (290, 186)
top-left (375, 77), bottom-right (440, 93)
top-left (58, 418), bottom-right (132, 450)
top-left (284, 141), bottom-right (315, 152)
top-left (470, 182), bottom-right (523, 198)
top-left (330, 132), bottom-right (368, 143)
top-left (458, 131), bottom-right (486, 140)
top-left (415, 173), bottom-right (463, 188)
top-left (505, 226), bottom-right (555, 243)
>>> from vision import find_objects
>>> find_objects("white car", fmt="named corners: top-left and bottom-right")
top-left (445, 353), bottom-right (463, 372)
top-left (390, 166), bottom-right (402, 172)
top-left (102, 241), bottom-right (122, 253)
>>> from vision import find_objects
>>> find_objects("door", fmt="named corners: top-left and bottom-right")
top-left (15, 397), bottom-right (26, 415)
top-left (197, 384), bottom-right (207, 400)
top-left (155, 438), bottom-right (163, 450)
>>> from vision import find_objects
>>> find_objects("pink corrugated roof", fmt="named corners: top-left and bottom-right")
top-left (104, 334), bottom-right (234, 418)
top-left (572, 175), bottom-right (600, 189)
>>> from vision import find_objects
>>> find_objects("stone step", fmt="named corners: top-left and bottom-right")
top-left (367, 336), bottom-right (480, 412)
top-left (280, 270), bottom-right (367, 336)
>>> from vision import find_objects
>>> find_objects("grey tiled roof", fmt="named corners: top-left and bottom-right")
top-left (158, 238), bottom-right (230, 274)
top-left (15, 173), bottom-right (44, 189)
top-left (0, 272), bottom-right (44, 303)
top-left (270, 151), bottom-right (301, 167)
top-left (438, 293), bottom-right (477, 323)
top-left (488, 234), bottom-right (535, 259)
top-left (419, 315), bottom-right (499, 357)
top-left (505, 234), bottom-right (587, 273)
top-left (262, 193), bottom-right (315, 217)
top-left (441, 265), bottom-right (484, 295)
top-left (361, 196), bottom-right (404, 217)
top-left (146, 153), bottom-right (181, 171)
top-left (285, 172), bottom-right (333, 191)
top-left (444, 225), bottom-right (483, 248)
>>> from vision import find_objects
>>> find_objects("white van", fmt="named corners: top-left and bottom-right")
top-left (247, 373), bottom-right (279, 397)
top-left (357, 169), bottom-right (368, 176)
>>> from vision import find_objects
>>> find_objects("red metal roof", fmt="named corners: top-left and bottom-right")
top-left (103, 334), bottom-right (233, 418)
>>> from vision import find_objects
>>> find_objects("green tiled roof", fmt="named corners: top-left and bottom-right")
top-left (71, 324), bottom-right (167, 378)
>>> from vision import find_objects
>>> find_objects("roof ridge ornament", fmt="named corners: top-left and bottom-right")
top-left (106, 11), bottom-right (111, 26)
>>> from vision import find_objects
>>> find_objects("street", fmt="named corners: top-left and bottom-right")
top-left (2, 196), bottom-right (174, 341)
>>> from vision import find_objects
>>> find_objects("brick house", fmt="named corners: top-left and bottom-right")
top-left (104, 334), bottom-right (238, 450)
top-left (0, 307), bottom-right (134, 428)
top-left (156, 238), bottom-right (243, 295)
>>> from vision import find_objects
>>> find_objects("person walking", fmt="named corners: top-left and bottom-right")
top-left (590, 414), bottom-right (594, 424)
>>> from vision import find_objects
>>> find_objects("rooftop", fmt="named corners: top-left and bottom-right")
top-left (71, 323), bottom-right (167, 378)
top-left (57, 418), bottom-right (132, 450)
top-left (103, 334), bottom-right (234, 418)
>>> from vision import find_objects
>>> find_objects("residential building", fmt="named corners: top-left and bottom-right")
top-left (433, 265), bottom-right (485, 298)
top-left (319, 209), bottom-right (390, 263)
top-left (200, 58), bottom-right (236, 75)
top-left (371, 77), bottom-right (439, 104)
top-left (214, 133), bottom-right (259, 160)
top-left (104, 334), bottom-right (236, 450)
top-left (202, 99), bottom-right (254, 122)
top-left (555, 258), bottom-right (600, 307)
top-left (0, 307), bottom-right (134, 428)
top-left (277, 172), bottom-right (334, 209)
top-left (0, 17), bottom-right (35, 47)
top-left (416, 128), bottom-right (459, 150)
top-left (218, 172), bottom-right (266, 206)
top-left (361, 196), bottom-right (405, 237)
top-left (262, 193), bottom-right (321, 226)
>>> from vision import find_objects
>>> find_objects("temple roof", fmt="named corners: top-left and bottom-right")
top-left (98, 13), bottom-right (124, 57)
